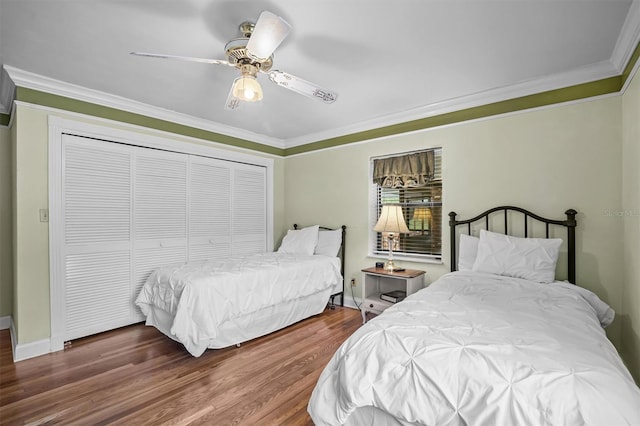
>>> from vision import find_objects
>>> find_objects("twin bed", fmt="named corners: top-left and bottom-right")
top-left (308, 206), bottom-right (640, 425)
top-left (135, 224), bottom-right (345, 356)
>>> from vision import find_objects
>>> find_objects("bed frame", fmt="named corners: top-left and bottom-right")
top-left (448, 207), bottom-right (577, 283)
top-left (294, 224), bottom-right (347, 308)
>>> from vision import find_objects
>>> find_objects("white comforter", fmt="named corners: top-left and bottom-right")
top-left (309, 271), bottom-right (640, 425)
top-left (136, 252), bottom-right (341, 356)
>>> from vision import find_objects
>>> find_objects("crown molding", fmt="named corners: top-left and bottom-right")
top-left (3, 65), bottom-right (286, 150)
top-left (0, 66), bottom-right (16, 115)
top-left (283, 59), bottom-right (620, 149)
top-left (611, 0), bottom-right (640, 72)
top-left (2, 55), bottom-right (629, 152)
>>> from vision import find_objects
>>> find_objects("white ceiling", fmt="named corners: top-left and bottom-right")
top-left (1, 0), bottom-right (639, 149)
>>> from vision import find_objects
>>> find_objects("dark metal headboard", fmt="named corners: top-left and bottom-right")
top-left (293, 224), bottom-right (347, 306)
top-left (448, 207), bottom-right (577, 283)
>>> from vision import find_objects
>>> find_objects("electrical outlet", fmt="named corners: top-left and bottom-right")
top-left (350, 278), bottom-right (356, 287)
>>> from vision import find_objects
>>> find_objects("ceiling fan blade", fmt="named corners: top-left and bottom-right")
top-left (268, 70), bottom-right (338, 104)
top-left (130, 52), bottom-right (232, 67)
top-left (224, 78), bottom-right (242, 110)
top-left (246, 11), bottom-right (291, 61)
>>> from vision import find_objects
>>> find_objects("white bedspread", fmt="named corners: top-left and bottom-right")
top-left (136, 252), bottom-right (341, 356)
top-left (309, 271), bottom-right (640, 425)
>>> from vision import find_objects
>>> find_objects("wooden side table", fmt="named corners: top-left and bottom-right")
top-left (361, 267), bottom-right (426, 324)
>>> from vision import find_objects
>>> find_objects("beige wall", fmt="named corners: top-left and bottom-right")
top-left (622, 67), bottom-right (640, 382)
top-left (286, 96), bottom-right (627, 354)
top-left (10, 104), bottom-right (286, 344)
top-left (11, 118), bottom-right (18, 335)
top-left (13, 106), bottom-right (49, 342)
top-left (0, 125), bottom-right (12, 317)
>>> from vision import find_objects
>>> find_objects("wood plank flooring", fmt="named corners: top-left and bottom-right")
top-left (0, 307), bottom-right (363, 425)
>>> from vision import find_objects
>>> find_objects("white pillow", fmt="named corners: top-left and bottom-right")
top-left (314, 229), bottom-right (343, 257)
top-left (458, 234), bottom-right (479, 271)
top-left (471, 229), bottom-right (562, 284)
top-left (277, 225), bottom-right (320, 255)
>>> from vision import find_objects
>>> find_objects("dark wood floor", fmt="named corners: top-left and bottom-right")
top-left (0, 307), bottom-right (363, 425)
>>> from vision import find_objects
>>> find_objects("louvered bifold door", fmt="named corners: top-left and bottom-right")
top-left (132, 148), bottom-right (188, 321)
top-left (62, 135), bottom-right (133, 341)
top-left (188, 156), bottom-right (231, 262)
top-left (231, 163), bottom-right (267, 256)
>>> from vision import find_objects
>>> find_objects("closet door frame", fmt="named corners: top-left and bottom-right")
top-left (48, 116), bottom-right (274, 352)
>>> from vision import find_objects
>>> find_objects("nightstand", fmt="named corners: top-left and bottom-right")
top-left (361, 267), bottom-right (426, 324)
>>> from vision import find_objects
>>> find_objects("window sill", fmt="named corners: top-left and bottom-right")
top-left (368, 253), bottom-right (443, 265)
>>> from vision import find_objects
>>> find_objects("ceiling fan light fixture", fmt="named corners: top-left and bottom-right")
top-left (232, 74), bottom-right (263, 102)
top-left (132, 10), bottom-right (338, 110)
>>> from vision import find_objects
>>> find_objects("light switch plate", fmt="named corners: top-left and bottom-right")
top-left (39, 209), bottom-right (49, 222)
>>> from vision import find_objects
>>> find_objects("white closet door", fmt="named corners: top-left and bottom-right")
top-left (231, 164), bottom-right (267, 256)
top-left (62, 135), bottom-right (133, 341)
top-left (57, 132), bottom-right (269, 340)
top-left (188, 156), bottom-right (231, 262)
top-left (132, 148), bottom-right (188, 321)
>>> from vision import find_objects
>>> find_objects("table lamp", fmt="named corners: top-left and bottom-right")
top-left (374, 205), bottom-right (410, 272)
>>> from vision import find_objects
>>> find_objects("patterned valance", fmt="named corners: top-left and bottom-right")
top-left (373, 151), bottom-right (435, 188)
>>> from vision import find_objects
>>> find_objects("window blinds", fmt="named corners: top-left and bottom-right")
top-left (373, 148), bottom-right (442, 260)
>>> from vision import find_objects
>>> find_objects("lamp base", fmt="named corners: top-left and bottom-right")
top-left (384, 259), bottom-right (399, 272)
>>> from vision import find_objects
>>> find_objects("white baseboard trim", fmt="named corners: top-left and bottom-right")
top-left (0, 316), bottom-right (11, 330)
top-left (341, 295), bottom-right (362, 311)
top-left (9, 319), bottom-right (52, 362)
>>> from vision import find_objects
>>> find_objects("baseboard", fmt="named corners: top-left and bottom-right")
top-left (0, 315), bottom-right (10, 330)
top-left (9, 319), bottom-right (51, 362)
top-left (342, 295), bottom-right (362, 311)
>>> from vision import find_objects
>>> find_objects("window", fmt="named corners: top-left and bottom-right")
top-left (370, 148), bottom-right (442, 261)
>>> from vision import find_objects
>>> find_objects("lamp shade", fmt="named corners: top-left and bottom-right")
top-left (374, 205), bottom-right (410, 234)
top-left (231, 75), bottom-right (263, 102)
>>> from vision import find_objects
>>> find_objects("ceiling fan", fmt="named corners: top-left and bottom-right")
top-left (131, 11), bottom-right (338, 110)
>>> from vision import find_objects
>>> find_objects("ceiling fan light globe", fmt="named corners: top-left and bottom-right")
top-left (232, 75), bottom-right (263, 102)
